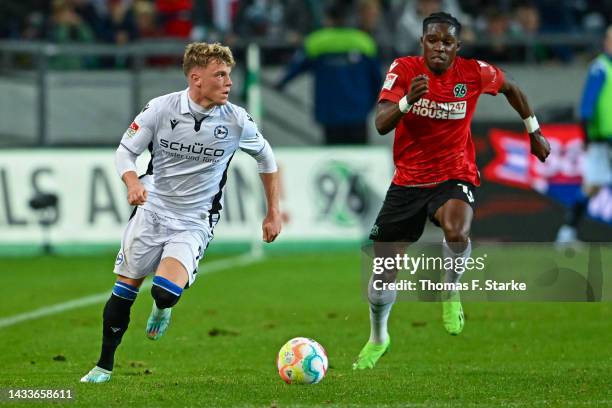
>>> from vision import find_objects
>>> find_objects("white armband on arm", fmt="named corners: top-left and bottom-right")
top-left (114, 144), bottom-right (138, 178)
top-left (523, 116), bottom-right (540, 133)
top-left (398, 95), bottom-right (412, 113)
top-left (252, 140), bottom-right (278, 173)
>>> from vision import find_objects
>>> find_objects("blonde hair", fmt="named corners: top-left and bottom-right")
top-left (182, 42), bottom-right (235, 76)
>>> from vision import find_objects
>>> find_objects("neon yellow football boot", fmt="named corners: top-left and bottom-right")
top-left (352, 338), bottom-right (391, 370)
top-left (442, 291), bottom-right (464, 335)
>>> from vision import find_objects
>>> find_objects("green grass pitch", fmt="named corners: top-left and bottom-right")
top-left (0, 250), bottom-right (610, 407)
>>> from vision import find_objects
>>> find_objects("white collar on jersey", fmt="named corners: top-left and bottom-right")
top-left (180, 88), bottom-right (219, 117)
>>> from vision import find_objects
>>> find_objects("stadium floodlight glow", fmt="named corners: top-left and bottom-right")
top-left (28, 192), bottom-right (59, 255)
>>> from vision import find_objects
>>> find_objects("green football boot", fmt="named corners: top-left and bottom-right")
top-left (442, 291), bottom-right (464, 335)
top-left (352, 337), bottom-right (391, 370)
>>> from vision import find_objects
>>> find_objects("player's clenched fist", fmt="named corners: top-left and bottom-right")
top-left (126, 182), bottom-right (148, 205)
top-left (408, 74), bottom-right (429, 104)
top-left (529, 129), bottom-right (551, 162)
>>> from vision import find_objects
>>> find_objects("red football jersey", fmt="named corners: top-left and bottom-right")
top-left (379, 56), bottom-right (504, 187)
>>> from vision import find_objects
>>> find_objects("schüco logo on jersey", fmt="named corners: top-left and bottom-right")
top-left (314, 161), bottom-right (371, 226)
top-left (410, 98), bottom-right (467, 120)
top-left (160, 139), bottom-right (224, 156)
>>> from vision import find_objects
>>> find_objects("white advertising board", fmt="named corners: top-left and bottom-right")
top-left (0, 148), bottom-right (393, 247)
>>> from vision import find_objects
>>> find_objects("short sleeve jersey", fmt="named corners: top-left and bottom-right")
top-left (120, 89), bottom-right (267, 225)
top-left (379, 56), bottom-right (504, 186)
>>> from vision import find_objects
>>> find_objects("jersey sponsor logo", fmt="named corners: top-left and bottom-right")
top-left (383, 73), bottom-right (398, 90)
top-left (453, 83), bottom-right (467, 98)
top-left (170, 119), bottom-right (178, 130)
top-left (159, 138), bottom-right (225, 162)
top-left (115, 252), bottom-right (124, 265)
top-left (214, 125), bottom-right (229, 139)
top-left (125, 121), bottom-right (139, 138)
top-left (411, 98), bottom-right (467, 120)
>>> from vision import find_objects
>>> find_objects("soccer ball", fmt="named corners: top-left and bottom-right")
top-left (277, 337), bottom-right (328, 384)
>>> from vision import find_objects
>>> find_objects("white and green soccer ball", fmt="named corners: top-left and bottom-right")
top-left (277, 337), bottom-right (328, 384)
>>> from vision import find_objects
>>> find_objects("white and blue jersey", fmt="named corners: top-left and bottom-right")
top-left (119, 89), bottom-right (272, 226)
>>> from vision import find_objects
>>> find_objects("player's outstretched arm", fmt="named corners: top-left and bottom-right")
top-left (260, 172), bottom-right (282, 243)
top-left (240, 112), bottom-right (281, 242)
top-left (499, 75), bottom-right (551, 162)
top-left (375, 75), bottom-right (429, 135)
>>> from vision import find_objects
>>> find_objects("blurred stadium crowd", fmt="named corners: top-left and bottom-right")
top-left (1, 0), bottom-right (611, 65)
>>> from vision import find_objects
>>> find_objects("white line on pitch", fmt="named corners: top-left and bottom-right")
top-left (0, 252), bottom-right (262, 330)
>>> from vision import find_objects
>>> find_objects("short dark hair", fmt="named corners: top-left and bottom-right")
top-left (422, 12), bottom-right (462, 36)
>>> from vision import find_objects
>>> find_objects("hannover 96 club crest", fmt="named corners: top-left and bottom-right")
top-left (453, 83), bottom-right (467, 98)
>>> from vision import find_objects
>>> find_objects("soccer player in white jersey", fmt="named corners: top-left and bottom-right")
top-left (80, 43), bottom-right (281, 383)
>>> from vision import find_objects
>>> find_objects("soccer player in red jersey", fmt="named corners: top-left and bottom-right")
top-left (353, 12), bottom-right (551, 370)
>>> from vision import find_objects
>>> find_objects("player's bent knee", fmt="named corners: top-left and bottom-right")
top-left (151, 276), bottom-right (184, 309)
top-left (151, 285), bottom-right (180, 308)
top-left (442, 225), bottom-right (470, 243)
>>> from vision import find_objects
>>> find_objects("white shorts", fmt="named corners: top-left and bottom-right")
top-left (583, 142), bottom-right (611, 186)
top-left (113, 208), bottom-right (214, 287)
